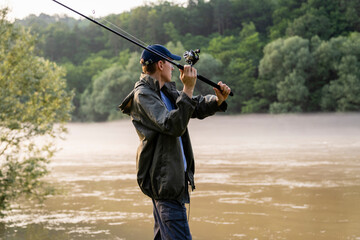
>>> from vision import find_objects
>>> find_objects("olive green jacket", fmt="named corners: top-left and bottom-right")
top-left (119, 74), bottom-right (226, 201)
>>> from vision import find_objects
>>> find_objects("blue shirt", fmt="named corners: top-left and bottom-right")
top-left (160, 90), bottom-right (187, 172)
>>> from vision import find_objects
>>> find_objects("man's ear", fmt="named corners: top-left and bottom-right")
top-left (157, 60), bottom-right (164, 71)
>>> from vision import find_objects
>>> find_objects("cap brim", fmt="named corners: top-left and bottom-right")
top-left (169, 53), bottom-right (181, 61)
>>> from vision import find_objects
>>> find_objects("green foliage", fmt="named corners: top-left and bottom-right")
top-left (319, 33), bottom-right (360, 111)
top-left (207, 35), bottom-right (237, 66)
top-left (63, 53), bottom-right (114, 120)
top-left (80, 52), bottom-right (140, 121)
top-left (269, 0), bottom-right (306, 40)
top-left (286, 12), bottom-right (332, 39)
top-left (270, 71), bottom-right (309, 113)
top-left (13, 0), bottom-right (360, 117)
top-left (229, 0), bottom-right (275, 35)
top-left (192, 53), bottom-right (223, 96)
top-left (164, 22), bottom-right (181, 42)
top-left (257, 32), bottom-right (360, 113)
top-left (0, 8), bottom-right (73, 216)
top-left (257, 36), bottom-right (312, 112)
top-left (279, 0), bottom-right (360, 40)
top-left (224, 22), bottom-right (264, 113)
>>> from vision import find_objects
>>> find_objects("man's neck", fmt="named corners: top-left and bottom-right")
top-left (149, 72), bottom-right (165, 89)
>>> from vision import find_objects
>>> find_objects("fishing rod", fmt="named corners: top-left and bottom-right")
top-left (52, 0), bottom-right (233, 96)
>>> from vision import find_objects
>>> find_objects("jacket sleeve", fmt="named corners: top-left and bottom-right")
top-left (133, 90), bottom-right (197, 137)
top-left (191, 94), bottom-right (227, 119)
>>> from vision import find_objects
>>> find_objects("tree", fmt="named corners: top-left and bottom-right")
top-left (80, 52), bottom-right (140, 121)
top-left (0, 8), bottom-right (73, 216)
top-left (192, 53), bottom-right (223, 96)
top-left (257, 36), bottom-right (312, 112)
top-left (270, 71), bottom-right (309, 113)
top-left (269, 0), bottom-right (306, 40)
top-left (320, 33), bottom-right (360, 111)
top-left (286, 12), bottom-right (332, 39)
top-left (284, 0), bottom-right (360, 40)
top-left (207, 22), bottom-right (264, 112)
top-left (63, 53), bottom-right (113, 121)
top-left (230, 0), bottom-right (274, 35)
top-left (227, 22), bottom-right (264, 113)
top-left (186, 0), bottom-right (214, 36)
top-left (257, 32), bottom-right (360, 113)
top-left (207, 34), bottom-right (237, 66)
top-left (211, 0), bottom-right (233, 34)
top-left (164, 22), bottom-right (181, 43)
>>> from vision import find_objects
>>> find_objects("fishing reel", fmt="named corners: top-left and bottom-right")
top-left (183, 49), bottom-right (200, 66)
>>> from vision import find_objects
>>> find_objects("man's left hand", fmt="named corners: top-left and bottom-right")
top-left (214, 81), bottom-right (231, 106)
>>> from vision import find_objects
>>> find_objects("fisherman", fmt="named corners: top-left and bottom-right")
top-left (119, 44), bottom-right (231, 239)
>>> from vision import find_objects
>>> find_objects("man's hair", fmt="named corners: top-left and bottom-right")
top-left (140, 59), bottom-right (165, 74)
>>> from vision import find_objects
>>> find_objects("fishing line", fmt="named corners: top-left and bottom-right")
top-left (91, 9), bottom-right (149, 47)
top-left (101, 19), bottom-right (149, 47)
top-left (102, 20), bottom-right (176, 66)
top-left (91, 9), bottom-right (178, 66)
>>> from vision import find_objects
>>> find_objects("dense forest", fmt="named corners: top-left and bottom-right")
top-left (15, 0), bottom-right (360, 121)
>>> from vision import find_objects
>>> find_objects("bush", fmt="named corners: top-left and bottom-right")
top-left (0, 8), bottom-right (73, 216)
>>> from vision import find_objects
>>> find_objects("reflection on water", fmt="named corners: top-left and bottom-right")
top-left (1, 114), bottom-right (360, 240)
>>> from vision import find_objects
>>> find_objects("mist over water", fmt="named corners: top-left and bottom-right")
top-left (1, 114), bottom-right (360, 240)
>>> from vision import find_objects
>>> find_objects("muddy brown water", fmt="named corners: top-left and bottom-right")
top-left (1, 114), bottom-right (360, 240)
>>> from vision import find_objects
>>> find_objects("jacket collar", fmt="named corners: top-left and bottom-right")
top-left (119, 74), bottom-right (179, 115)
top-left (138, 73), bottom-right (161, 93)
top-left (118, 74), bottom-right (153, 115)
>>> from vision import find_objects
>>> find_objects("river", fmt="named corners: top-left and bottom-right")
top-left (1, 114), bottom-right (360, 240)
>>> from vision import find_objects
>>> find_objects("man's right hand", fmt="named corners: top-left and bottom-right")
top-left (179, 65), bottom-right (197, 98)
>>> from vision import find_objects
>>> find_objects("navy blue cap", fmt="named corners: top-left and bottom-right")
top-left (141, 44), bottom-right (181, 65)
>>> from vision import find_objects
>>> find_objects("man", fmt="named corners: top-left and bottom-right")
top-left (119, 44), bottom-right (231, 239)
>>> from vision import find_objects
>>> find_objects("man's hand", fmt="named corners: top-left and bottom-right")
top-left (180, 65), bottom-right (197, 98)
top-left (214, 81), bottom-right (231, 106)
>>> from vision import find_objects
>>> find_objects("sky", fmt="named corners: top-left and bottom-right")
top-left (2, 0), bottom-right (188, 20)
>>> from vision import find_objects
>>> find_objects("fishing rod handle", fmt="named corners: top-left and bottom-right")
top-left (197, 74), bottom-right (234, 96)
top-left (175, 64), bottom-right (234, 96)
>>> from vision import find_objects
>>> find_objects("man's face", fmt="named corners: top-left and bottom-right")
top-left (160, 60), bottom-right (175, 83)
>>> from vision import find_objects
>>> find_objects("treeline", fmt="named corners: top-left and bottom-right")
top-left (16, 0), bottom-right (360, 121)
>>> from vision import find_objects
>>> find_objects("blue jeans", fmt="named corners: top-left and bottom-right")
top-left (152, 199), bottom-right (192, 240)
